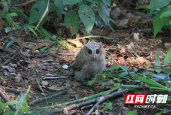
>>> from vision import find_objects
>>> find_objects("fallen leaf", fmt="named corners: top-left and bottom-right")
top-left (118, 57), bottom-right (125, 64)
top-left (134, 33), bottom-right (139, 42)
top-left (1, 66), bottom-right (15, 72)
top-left (135, 57), bottom-right (148, 67)
top-left (33, 40), bottom-right (52, 50)
top-left (28, 64), bottom-right (36, 68)
top-left (32, 58), bottom-right (40, 64)
top-left (15, 74), bottom-right (21, 82)
top-left (126, 42), bottom-right (135, 50)
top-left (70, 40), bottom-right (83, 48)
top-left (42, 81), bottom-right (48, 87)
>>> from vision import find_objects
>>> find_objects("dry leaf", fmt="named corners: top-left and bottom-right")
top-left (70, 40), bottom-right (83, 48)
top-left (32, 58), bottom-right (40, 64)
top-left (33, 40), bottom-right (52, 50)
top-left (118, 57), bottom-right (125, 64)
top-left (42, 81), bottom-right (48, 87)
top-left (15, 74), bottom-right (21, 82)
top-left (1, 66), bottom-right (15, 72)
top-left (126, 42), bottom-right (135, 50)
top-left (135, 57), bottom-right (148, 66)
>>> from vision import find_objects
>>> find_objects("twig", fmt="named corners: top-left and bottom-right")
top-left (0, 85), bottom-right (20, 94)
top-left (0, 52), bottom-right (6, 61)
top-left (13, 0), bottom-right (35, 7)
top-left (44, 89), bottom-right (129, 114)
top-left (0, 34), bottom-right (16, 42)
top-left (4, 50), bottom-right (19, 65)
top-left (0, 89), bottom-right (16, 111)
top-left (151, 65), bottom-right (171, 68)
top-left (30, 90), bottom-right (68, 105)
top-left (43, 76), bottom-right (68, 79)
top-left (87, 97), bottom-right (103, 115)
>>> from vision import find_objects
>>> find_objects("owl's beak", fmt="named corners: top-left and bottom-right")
top-left (93, 54), bottom-right (96, 59)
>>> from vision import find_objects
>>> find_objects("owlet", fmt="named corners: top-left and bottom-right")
top-left (73, 42), bottom-right (106, 82)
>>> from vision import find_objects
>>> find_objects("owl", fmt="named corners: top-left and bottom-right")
top-left (73, 42), bottom-right (106, 82)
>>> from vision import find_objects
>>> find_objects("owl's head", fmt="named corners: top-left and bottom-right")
top-left (83, 42), bottom-right (105, 60)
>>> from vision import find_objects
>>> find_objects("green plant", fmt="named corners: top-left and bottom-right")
top-left (103, 102), bottom-right (113, 110)
top-left (136, 0), bottom-right (171, 38)
top-left (0, 2), bottom-right (18, 26)
top-left (88, 47), bottom-right (171, 93)
top-left (0, 86), bottom-right (31, 115)
top-left (29, 0), bottom-right (115, 34)
top-left (1, 0), bottom-right (115, 36)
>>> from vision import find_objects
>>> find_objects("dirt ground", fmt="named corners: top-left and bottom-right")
top-left (0, 0), bottom-right (171, 114)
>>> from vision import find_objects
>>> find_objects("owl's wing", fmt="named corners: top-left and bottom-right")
top-left (73, 51), bottom-right (85, 70)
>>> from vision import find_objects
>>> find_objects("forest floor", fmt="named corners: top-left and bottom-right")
top-left (0, 0), bottom-right (171, 115)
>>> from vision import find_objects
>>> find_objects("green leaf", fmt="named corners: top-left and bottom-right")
top-left (118, 72), bottom-right (128, 77)
top-left (121, 65), bottom-right (128, 71)
top-left (2, 0), bottom-right (8, 4)
top-left (154, 51), bottom-right (161, 73)
top-left (6, 15), bottom-right (13, 24)
top-left (109, 18), bottom-right (118, 27)
top-left (126, 110), bottom-right (138, 115)
top-left (37, 27), bottom-right (50, 37)
top-left (135, 5), bottom-right (150, 10)
top-left (139, 77), bottom-right (166, 88)
top-left (163, 67), bottom-right (171, 74)
top-left (10, 6), bottom-right (29, 22)
top-left (160, 11), bottom-right (171, 18)
top-left (87, 81), bottom-right (94, 86)
top-left (0, 102), bottom-right (5, 109)
top-left (102, 0), bottom-right (111, 6)
top-left (97, 0), bottom-right (109, 25)
top-left (79, 4), bottom-right (95, 33)
top-left (19, 107), bottom-right (28, 114)
top-left (14, 86), bottom-right (31, 115)
top-left (29, 0), bottom-right (49, 23)
top-left (5, 100), bottom-right (18, 106)
top-left (153, 6), bottom-right (171, 38)
top-left (151, 73), bottom-right (167, 79)
top-left (0, 13), bottom-right (5, 18)
top-left (63, 0), bottom-right (81, 5)
top-left (27, 26), bottom-right (38, 37)
top-left (5, 39), bottom-right (18, 50)
top-left (2, 110), bottom-right (15, 115)
top-left (49, 3), bottom-right (58, 12)
top-left (103, 65), bottom-right (120, 71)
top-left (154, 112), bottom-right (162, 115)
top-left (85, 0), bottom-right (99, 3)
top-left (164, 47), bottom-right (171, 65)
top-left (40, 41), bottom-right (55, 51)
top-left (3, 4), bottom-right (9, 14)
top-left (64, 11), bottom-right (79, 34)
top-left (54, 0), bottom-right (64, 19)
top-left (14, 25), bottom-right (22, 30)
top-left (18, 93), bottom-right (27, 108)
top-left (103, 102), bottom-right (113, 110)
top-left (95, 17), bottom-right (102, 28)
top-left (150, 0), bottom-right (171, 12)
top-left (8, 13), bottom-right (18, 17)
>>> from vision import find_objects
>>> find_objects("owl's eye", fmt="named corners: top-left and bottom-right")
top-left (96, 49), bottom-right (99, 54)
top-left (88, 49), bottom-right (92, 54)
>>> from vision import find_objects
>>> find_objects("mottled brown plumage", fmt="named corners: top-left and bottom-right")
top-left (73, 42), bottom-right (106, 81)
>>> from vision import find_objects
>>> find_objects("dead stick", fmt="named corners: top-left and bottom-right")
top-left (45, 89), bottom-right (129, 114)
top-left (30, 90), bottom-right (68, 105)
top-left (0, 89), bottom-right (16, 111)
top-left (0, 85), bottom-right (20, 94)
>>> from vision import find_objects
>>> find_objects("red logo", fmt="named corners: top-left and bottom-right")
top-left (124, 94), bottom-right (147, 104)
